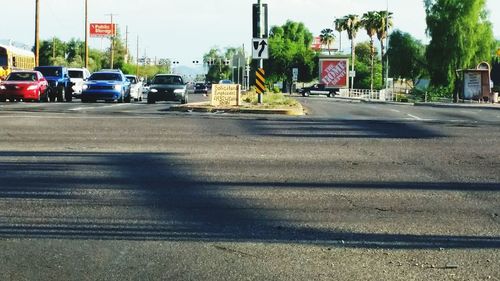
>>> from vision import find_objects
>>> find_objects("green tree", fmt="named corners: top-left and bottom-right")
top-left (334, 18), bottom-right (346, 52)
top-left (38, 37), bottom-right (67, 66)
top-left (320, 28), bottom-right (335, 55)
top-left (375, 11), bottom-right (393, 84)
top-left (342, 14), bottom-right (361, 89)
top-left (203, 47), bottom-right (236, 82)
top-left (265, 20), bottom-right (317, 92)
top-left (66, 38), bottom-right (85, 67)
top-left (386, 30), bottom-right (426, 83)
top-left (425, 0), bottom-right (495, 100)
top-left (353, 42), bottom-right (383, 89)
top-left (361, 11), bottom-right (379, 91)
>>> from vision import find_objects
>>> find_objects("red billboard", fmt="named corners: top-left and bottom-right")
top-left (89, 23), bottom-right (116, 37)
top-left (311, 36), bottom-right (322, 51)
top-left (319, 58), bottom-right (349, 88)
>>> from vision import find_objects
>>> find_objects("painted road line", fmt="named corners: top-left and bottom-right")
top-left (407, 114), bottom-right (423, 120)
top-left (70, 103), bottom-right (129, 111)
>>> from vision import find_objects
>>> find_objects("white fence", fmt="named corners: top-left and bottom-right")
top-left (338, 88), bottom-right (396, 102)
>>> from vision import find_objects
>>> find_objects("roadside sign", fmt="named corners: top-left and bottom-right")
top-left (89, 23), bottom-right (116, 38)
top-left (497, 48), bottom-right (500, 57)
top-left (255, 68), bottom-right (266, 94)
top-left (252, 38), bottom-right (269, 60)
top-left (292, 68), bottom-right (298, 82)
top-left (349, 70), bottom-right (356, 78)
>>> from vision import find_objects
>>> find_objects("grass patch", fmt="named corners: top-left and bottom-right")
top-left (242, 90), bottom-right (298, 108)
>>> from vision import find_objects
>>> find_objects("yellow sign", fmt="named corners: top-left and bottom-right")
top-left (497, 48), bottom-right (500, 57)
top-left (211, 84), bottom-right (241, 106)
top-left (255, 68), bottom-right (266, 94)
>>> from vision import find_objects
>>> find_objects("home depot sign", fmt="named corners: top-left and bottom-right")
top-left (319, 58), bottom-right (349, 88)
top-left (90, 23), bottom-right (117, 37)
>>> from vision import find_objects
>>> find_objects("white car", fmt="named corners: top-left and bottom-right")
top-left (68, 68), bottom-right (91, 98)
top-left (125, 75), bottom-right (143, 101)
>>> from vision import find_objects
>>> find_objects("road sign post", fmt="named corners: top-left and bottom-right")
top-left (253, 0), bottom-right (268, 104)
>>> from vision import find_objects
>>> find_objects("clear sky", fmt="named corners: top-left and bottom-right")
top-left (3, 0), bottom-right (500, 67)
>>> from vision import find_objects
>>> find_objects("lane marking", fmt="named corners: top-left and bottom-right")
top-left (407, 113), bottom-right (423, 120)
top-left (390, 109), bottom-right (401, 113)
top-left (70, 103), bottom-right (129, 111)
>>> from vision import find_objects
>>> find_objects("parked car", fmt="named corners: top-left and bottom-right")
top-left (68, 68), bottom-right (91, 99)
top-left (147, 74), bottom-right (188, 104)
top-left (194, 82), bottom-right (208, 94)
top-left (81, 71), bottom-right (131, 103)
top-left (125, 75), bottom-right (143, 101)
top-left (298, 84), bottom-right (336, 97)
top-left (34, 66), bottom-right (72, 102)
top-left (0, 71), bottom-right (49, 102)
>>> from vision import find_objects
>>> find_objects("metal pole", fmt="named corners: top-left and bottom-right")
top-left (84, 0), bottom-right (88, 69)
top-left (35, 0), bottom-right (40, 66)
top-left (258, 0), bottom-right (263, 104)
top-left (385, 0), bottom-right (389, 92)
top-left (136, 35), bottom-right (139, 77)
top-left (110, 14), bottom-right (114, 68)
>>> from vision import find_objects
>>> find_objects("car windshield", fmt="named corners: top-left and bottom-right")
top-left (68, 70), bottom-right (84, 79)
top-left (7, 72), bottom-right (37, 81)
top-left (89, 73), bottom-right (122, 81)
top-left (126, 77), bottom-right (137, 84)
top-left (152, 76), bottom-right (183, 85)
top-left (37, 68), bottom-right (61, 77)
top-left (195, 83), bottom-right (205, 87)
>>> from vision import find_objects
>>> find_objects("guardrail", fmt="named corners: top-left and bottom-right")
top-left (338, 88), bottom-right (395, 101)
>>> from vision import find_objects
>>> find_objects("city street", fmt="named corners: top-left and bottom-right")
top-left (0, 97), bottom-right (499, 280)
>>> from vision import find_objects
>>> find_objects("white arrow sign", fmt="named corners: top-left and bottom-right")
top-left (252, 38), bottom-right (269, 59)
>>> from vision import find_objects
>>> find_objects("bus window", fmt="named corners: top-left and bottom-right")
top-left (0, 55), bottom-right (7, 67)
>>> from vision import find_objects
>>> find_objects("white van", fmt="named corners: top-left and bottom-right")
top-left (68, 68), bottom-right (91, 98)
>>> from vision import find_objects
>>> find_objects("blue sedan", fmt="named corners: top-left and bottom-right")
top-left (81, 71), bottom-right (131, 103)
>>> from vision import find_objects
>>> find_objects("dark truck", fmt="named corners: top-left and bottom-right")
top-left (34, 66), bottom-right (72, 102)
top-left (298, 83), bottom-right (336, 97)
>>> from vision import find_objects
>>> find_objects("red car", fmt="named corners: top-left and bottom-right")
top-left (0, 71), bottom-right (49, 102)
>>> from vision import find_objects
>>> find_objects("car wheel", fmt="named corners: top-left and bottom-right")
top-left (117, 92), bottom-right (124, 103)
top-left (327, 92), bottom-right (334, 98)
top-left (57, 86), bottom-right (65, 102)
top-left (65, 88), bottom-right (73, 102)
top-left (147, 98), bottom-right (155, 104)
top-left (124, 94), bottom-right (131, 103)
top-left (303, 91), bottom-right (310, 97)
top-left (181, 95), bottom-right (188, 104)
top-left (0, 97), bottom-right (5, 102)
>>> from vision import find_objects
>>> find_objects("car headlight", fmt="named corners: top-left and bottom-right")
top-left (114, 85), bottom-right (122, 91)
top-left (82, 84), bottom-right (89, 90)
top-left (27, 85), bottom-right (38, 90)
top-left (0, 85), bottom-right (6, 90)
top-left (174, 89), bottom-right (185, 94)
top-left (150, 89), bottom-right (158, 93)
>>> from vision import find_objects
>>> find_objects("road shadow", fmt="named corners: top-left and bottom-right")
top-left (236, 119), bottom-right (444, 139)
top-left (0, 151), bottom-right (497, 249)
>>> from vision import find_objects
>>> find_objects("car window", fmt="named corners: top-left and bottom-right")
top-left (89, 73), bottom-right (122, 81)
top-left (68, 70), bottom-right (84, 79)
top-left (7, 72), bottom-right (37, 81)
top-left (36, 68), bottom-right (61, 77)
top-left (152, 76), bottom-right (183, 85)
top-left (126, 77), bottom-right (137, 84)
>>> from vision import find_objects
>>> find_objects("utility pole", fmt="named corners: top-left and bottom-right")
top-left (35, 0), bottom-right (40, 66)
top-left (52, 37), bottom-right (56, 60)
top-left (135, 35), bottom-right (139, 77)
top-left (84, 0), bottom-right (88, 69)
top-left (385, 0), bottom-right (390, 94)
top-left (125, 25), bottom-right (129, 63)
top-left (105, 13), bottom-right (118, 69)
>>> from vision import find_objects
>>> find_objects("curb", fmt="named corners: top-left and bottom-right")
top-left (413, 102), bottom-right (500, 110)
top-left (170, 102), bottom-right (305, 116)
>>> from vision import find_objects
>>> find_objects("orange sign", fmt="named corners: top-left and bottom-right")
top-left (90, 23), bottom-right (116, 37)
top-left (496, 48), bottom-right (500, 57)
top-left (319, 59), bottom-right (349, 88)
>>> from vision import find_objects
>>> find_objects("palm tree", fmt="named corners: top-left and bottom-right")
top-left (334, 18), bottom-right (346, 52)
top-left (343, 14), bottom-right (361, 90)
top-left (375, 11), bottom-right (393, 87)
top-left (320, 28), bottom-right (335, 55)
top-left (361, 11), bottom-right (379, 91)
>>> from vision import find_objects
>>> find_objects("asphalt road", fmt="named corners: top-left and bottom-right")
top-left (0, 96), bottom-right (499, 280)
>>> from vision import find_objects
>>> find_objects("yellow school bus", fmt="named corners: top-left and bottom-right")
top-left (0, 44), bottom-right (35, 80)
